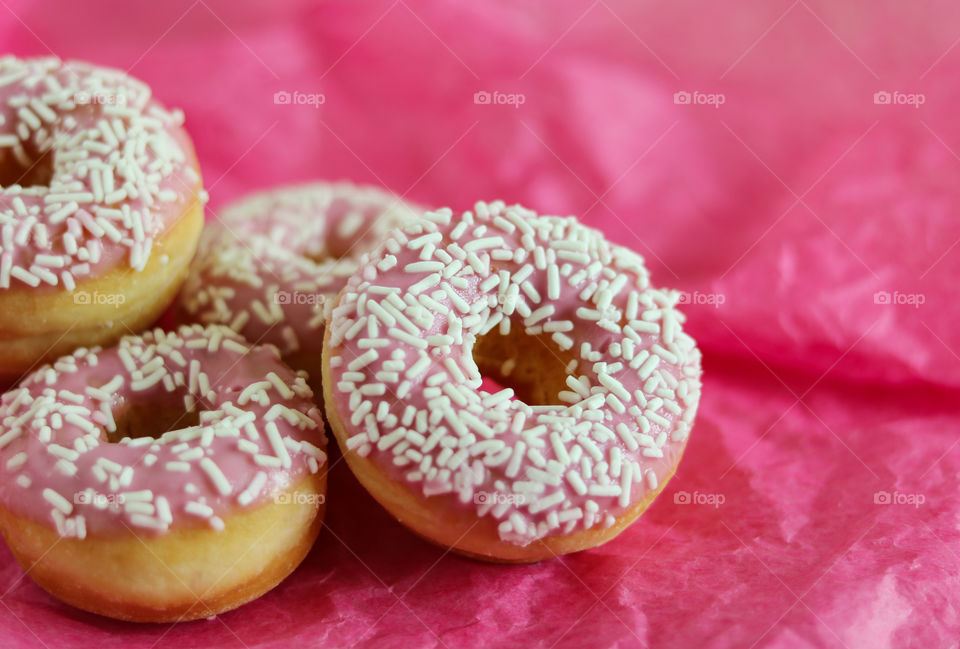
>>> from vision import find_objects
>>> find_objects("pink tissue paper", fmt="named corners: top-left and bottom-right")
top-left (1, 1), bottom-right (958, 647)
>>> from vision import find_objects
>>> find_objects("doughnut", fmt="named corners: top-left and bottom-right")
top-left (0, 324), bottom-right (327, 622)
top-left (0, 56), bottom-right (205, 381)
top-left (323, 202), bottom-right (702, 562)
top-left (178, 182), bottom-right (419, 392)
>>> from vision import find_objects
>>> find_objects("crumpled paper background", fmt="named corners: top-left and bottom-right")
top-left (1, 1), bottom-right (958, 647)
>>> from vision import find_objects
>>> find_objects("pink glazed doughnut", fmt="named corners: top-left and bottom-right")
top-left (0, 56), bottom-right (205, 380)
top-left (0, 324), bottom-right (327, 622)
top-left (323, 202), bottom-right (702, 562)
top-left (178, 182), bottom-right (420, 392)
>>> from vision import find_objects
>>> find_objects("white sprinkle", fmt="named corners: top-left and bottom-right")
top-left (619, 463), bottom-right (633, 507)
top-left (6, 452), bottom-right (27, 469)
top-left (43, 489), bottom-right (73, 515)
top-left (552, 332), bottom-right (574, 350)
top-left (646, 470), bottom-right (659, 490)
top-left (588, 484), bottom-right (622, 497)
top-left (506, 441), bottom-right (526, 478)
top-left (10, 266), bottom-right (40, 287)
top-left (482, 388), bottom-right (514, 408)
top-left (389, 327), bottom-right (428, 349)
top-left (255, 454), bottom-right (283, 468)
top-left (529, 490), bottom-right (566, 514)
top-left (463, 236), bottom-right (504, 252)
top-left (185, 501), bottom-right (214, 518)
top-left (638, 354), bottom-right (660, 379)
top-left (265, 422), bottom-right (292, 468)
top-left (238, 471), bottom-right (268, 506)
top-left (598, 373), bottom-right (631, 402)
top-left (200, 458), bottom-right (232, 495)
top-left (566, 470), bottom-right (588, 496)
top-left (405, 261), bottom-right (445, 273)
top-left (155, 496), bottom-right (173, 525)
top-left (408, 272), bottom-right (442, 294)
top-left (348, 349), bottom-right (379, 371)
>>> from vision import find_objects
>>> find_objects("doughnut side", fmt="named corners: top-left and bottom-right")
top-left (0, 183), bottom-right (203, 382)
top-left (284, 346), bottom-right (327, 402)
top-left (0, 472), bottom-right (324, 622)
top-left (323, 325), bottom-right (685, 563)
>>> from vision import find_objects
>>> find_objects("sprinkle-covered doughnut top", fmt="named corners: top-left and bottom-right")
top-left (327, 202), bottom-right (702, 545)
top-left (179, 182), bottom-right (419, 357)
top-left (0, 324), bottom-right (326, 538)
top-left (0, 56), bottom-right (203, 291)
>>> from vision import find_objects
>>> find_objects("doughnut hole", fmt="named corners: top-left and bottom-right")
top-left (107, 400), bottom-right (200, 443)
top-left (471, 328), bottom-right (575, 407)
top-left (300, 238), bottom-right (349, 265)
top-left (0, 141), bottom-right (54, 188)
top-left (105, 390), bottom-right (200, 443)
top-left (322, 201), bottom-right (386, 258)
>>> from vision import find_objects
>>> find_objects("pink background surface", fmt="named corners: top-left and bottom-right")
top-left (2, 1), bottom-right (959, 647)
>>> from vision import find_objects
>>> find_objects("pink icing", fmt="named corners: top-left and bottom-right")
top-left (178, 182), bottom-right (419, 359)
top-left (0, 56), bottom-right (203, 291)
top-left (0, 324), bottom-right (327, 538)
top-left (327, 202), bottom-right (702, 545)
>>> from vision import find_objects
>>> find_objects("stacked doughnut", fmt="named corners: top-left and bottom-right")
top-left (322, 202), bottom-right (702, 562)
top-left (0, 57), bottom-right (336, 623)
top-left (0, 56), bottom-right (205, 380)
top-left (0, 324), bottom-right (327, 621)
top-left (178, 182), bottom-right (420, 391)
